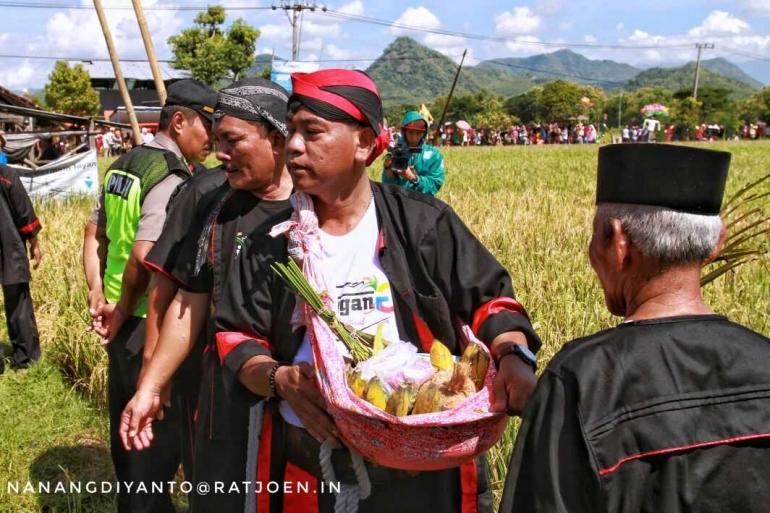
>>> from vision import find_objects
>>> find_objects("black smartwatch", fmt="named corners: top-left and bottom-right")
top-left (494, 343), bottom-right (537, 373)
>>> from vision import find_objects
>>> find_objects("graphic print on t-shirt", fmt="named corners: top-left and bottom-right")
top-left (335, 275), bottom-right (395, 324)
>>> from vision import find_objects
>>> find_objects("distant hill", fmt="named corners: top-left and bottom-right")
top-left (247, 53), bottom-right (280, 76)
top-left (366, 37), bottom-right (533, 107)
top-left (477, 49), bottom-right (640, 90)
top-left (736, 60), bottom-right (770, 87)
top-left (701, 58), bottom-right (764, 89)
top-left (625, 63), bottom-right (757, 99)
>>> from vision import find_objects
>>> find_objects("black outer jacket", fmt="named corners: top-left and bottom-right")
top-left (213, 180), bottom-right (542, 403)
top-left (0, 164), bottom-right (42, 285)
top-left (500, 315), bottom-right (770, 513)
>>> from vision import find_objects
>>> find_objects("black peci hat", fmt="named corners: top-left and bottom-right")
top-left (597, 144), bottom-right (731, 215)
top-left (165, 79), bottom-right (218, 122)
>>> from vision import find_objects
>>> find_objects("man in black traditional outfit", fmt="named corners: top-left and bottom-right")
top-left (0, 163), bottom-right (42, 373)
top-left (206, 69), bottom-right (541, 513)
top-left (119, 77), bottom-right (293, 513)
top-left (500, 143), bottom-right (770, 512)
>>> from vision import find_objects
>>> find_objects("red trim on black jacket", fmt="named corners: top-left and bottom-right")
top-left (599, 432), bottom-right (770, 476)
top-left (460, 460), bottom-right (479, 513)
top-left (18, 219), bottom-right (40, 235)
top-left (143, 259), bottom-right (179, 283)
top-left (471, 298), bottom-right (530, 341)
top-left (216, 332), bottom-right (274, 364)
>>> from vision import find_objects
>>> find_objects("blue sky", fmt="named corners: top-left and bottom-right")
top-left (0, 0), bottom-right (768, 89)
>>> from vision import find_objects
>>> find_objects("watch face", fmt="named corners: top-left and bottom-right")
top-left (516, 344), bottom-right (537, 364)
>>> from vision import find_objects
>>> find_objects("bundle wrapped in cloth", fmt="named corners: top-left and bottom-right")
top-left (271, 193), bottom-right (508, 472)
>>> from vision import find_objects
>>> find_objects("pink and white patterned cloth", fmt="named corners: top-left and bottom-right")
top-left (271, 191), bottom-right (508, 471)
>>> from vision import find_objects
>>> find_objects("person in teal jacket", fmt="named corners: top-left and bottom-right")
top-left (382, 110), bottom-right (445, 196)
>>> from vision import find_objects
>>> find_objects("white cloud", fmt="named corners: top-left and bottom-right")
top-left (324, 43), bottom-right (351, 60)
top-left (616, 22), bottom-right (624, 32)
top-left (580, 10), bottom-right (768, 67)
top-left (0, 60), bottom-right (45, 90)
top-left (688, 11), bottom-right (750, 37)
top-left (423, 33), bottom-right (473, 63)
top-left (495, 7), bottom-right (541, 36)
top-left (503, 35), bottom-right (549, 57)
top-left (337, 0), bottom-right (364, 17)
top-left (537, 0), bottom-right (563, 15)
top-left (388, 7), bottom-right (441, 36)
top-left (737, 0), bottom-right (770, 16)
top-left (584, 34), bottom-right (597, 43)
top-left (558, 22), bottom-right (573, 32)
top-left (32, 0), bottom-right (184, 61)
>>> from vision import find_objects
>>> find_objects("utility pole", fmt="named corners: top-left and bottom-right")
top-left (274, 1), bottom-right (327, 61)
top-left (433, 49), bottom-right (467, 146)
top-left (93, 0), bottom-right (142, 146)
top-left (693, 43), bottom-right (714, 101)
top-left (132, 0), bottom-right (167, 106)
top-left (618, 90), bottom-right (622, 130)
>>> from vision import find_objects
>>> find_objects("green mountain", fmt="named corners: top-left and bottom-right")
top-left (701, 58), bottom-right (764, 89)
top-left (625, 63), bottom-right (757, 99)
top-left (247, 53), bottom-right (280, 76)
top-left (366, 37), bottom-right (533, 107)
top-left (476, 49), bottom-right (640, 89)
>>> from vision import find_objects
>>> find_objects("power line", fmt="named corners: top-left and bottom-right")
top-left (721, 47), bottom-right (770, 64)
top-left (320, 9), bottom-right (696, 50)
top-left (0, 53), bottom-right (467, 64)
top-left (0, 1), bottom-right (273, 10)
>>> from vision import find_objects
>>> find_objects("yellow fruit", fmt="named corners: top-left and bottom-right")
top-left (411, 382), bottom-right (441, 415)
top-left (373, 323), bottom-right (385, 355)
top-left (348, 369), bottom-right (367, 398)
top-left (363, 378), bottom-right (387, 410)
top-left (461, 343), bottom-right (490, 391)
top-left (385, 385), bottom-right (414, 417)
top-left (430, 340), bottom-right (455, 371)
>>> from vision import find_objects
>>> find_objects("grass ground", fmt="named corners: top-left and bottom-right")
top-left (0, 141), bottom-right (767, 511)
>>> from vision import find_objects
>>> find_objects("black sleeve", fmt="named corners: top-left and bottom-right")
top-left (212, 232), bottom-right (280, 405)
top-left (144, 177), bottom-right (201, 276)
top-left (499, 370), bottom-right (600, 512)
top-left (424, 205), bottom-right (541, 352)
top-left (4, 167), bottom-right (41, 240)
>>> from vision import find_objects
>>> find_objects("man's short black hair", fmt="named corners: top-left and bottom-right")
top-left (158, 105), bottom-right (198, 132)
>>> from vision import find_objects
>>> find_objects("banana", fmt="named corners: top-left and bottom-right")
top-left (430, 340), bottom-right (455, 371)
top-left (385, 385), bottom-right (414, 417)
top-left (411, 382), bottom-right (441, 415)
top-left (461, 343), bottom-right (490, 391)
top-left (373, 322), bottom-right (385, 355)
top-left (363, 378), bottom-right (388, 410)
top-left (348, 369), bottom-right (367, 398)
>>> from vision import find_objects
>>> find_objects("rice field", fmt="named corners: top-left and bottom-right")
top-left (2, 140), bottom-right (767, 511)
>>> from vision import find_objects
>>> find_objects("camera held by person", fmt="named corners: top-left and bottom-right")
top-left (382, 111), bottom-right (445, 196)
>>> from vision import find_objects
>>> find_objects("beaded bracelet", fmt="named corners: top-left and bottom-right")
top-left (269, 362), bottom-right (288, 401)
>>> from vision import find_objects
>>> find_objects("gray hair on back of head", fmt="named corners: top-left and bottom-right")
top-left (596, 203), bottom-right (723, 266)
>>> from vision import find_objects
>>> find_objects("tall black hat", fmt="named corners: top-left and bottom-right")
top-left (597, 144), bottom-right (731, 215)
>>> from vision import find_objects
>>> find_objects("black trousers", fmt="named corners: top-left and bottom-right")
top-left (107, 316), bottom-right (194, 513)
top-left (1, 282), bottom-right (41, 373)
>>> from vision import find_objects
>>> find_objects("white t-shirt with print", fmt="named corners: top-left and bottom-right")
top-left (280, 200), bottom-right (400, 427)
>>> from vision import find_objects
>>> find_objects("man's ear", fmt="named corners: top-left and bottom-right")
top-left (170, 111), bottom-right (188, 136)
top-left (353, 126), bottom-right (376, 164)
top-left (611, 218), bottom-right (630, 272)
top-left (268, 129), bottom-right (286, 150)
top-left (703, 220), bottom-right (726, 266)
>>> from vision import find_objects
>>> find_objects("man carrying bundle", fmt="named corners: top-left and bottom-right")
top-left (119, 78), bottom-right (294, 512)
top-left (207, 69), bottom-right (541, 512)
top-left (501, 144), bottom-right (770, 512)
top-left (82, 79), bottom-right (216, 513)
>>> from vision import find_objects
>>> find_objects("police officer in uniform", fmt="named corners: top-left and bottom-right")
top-left (82, 79), bottom-right (216, 513)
